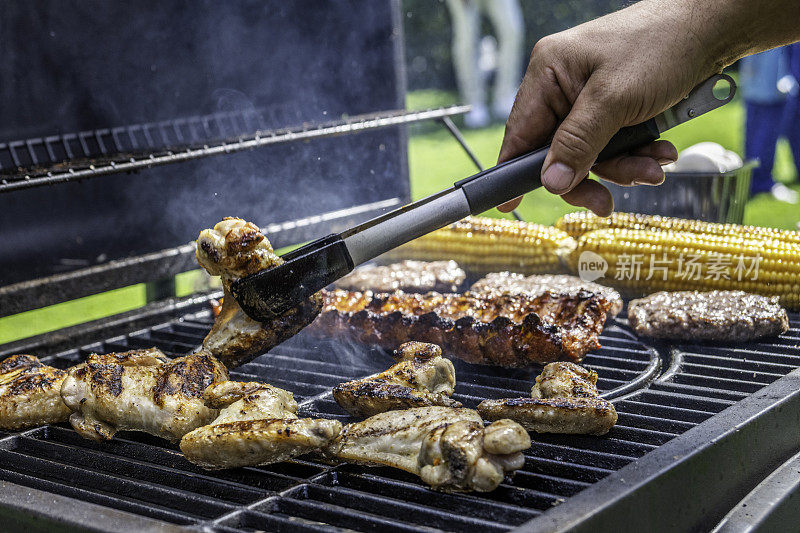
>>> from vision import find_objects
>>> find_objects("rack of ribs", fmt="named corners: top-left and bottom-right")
top-left (311, 289), bottom-right (613, 367)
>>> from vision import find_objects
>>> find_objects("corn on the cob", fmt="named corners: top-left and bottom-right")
top-left (383, 216), bottom-right (576, 276)
top-left (569, 228), bottom-right (800, 309)
top-left (556, 211), bottom-right (800, 245)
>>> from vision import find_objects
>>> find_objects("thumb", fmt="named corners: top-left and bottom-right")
top-left (541, 82), bottom-right (624, 194)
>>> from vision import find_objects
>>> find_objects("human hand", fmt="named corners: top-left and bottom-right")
top-left (497, 0), bottom-right (730, 215)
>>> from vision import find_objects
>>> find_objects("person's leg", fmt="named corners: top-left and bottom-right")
top-left (446, 0), bottom-right (488, 127)
top-left (482, 0), bottom-right (524, 120)
top-left (746, 101), bottom-right (784, 195)
top-left (782, 93), bottom-right (800, 176)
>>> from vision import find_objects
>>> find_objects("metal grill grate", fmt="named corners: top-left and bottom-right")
top-left (1, 299), bottom-right (798, 532)
top-left (0, 106), bottom-right (468, 193)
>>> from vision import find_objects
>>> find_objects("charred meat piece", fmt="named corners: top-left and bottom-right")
top-left (311, 289), bottom-right (612, 367)
top-left (181, 381), bottom-right (342, 470)
top-left (60, 348), bottom-right (228, 442)
top-left (326, 406), bottom-right (530, 492)
top-left (470, 272), bottom-right (623, 317)
top-left (334, 260), bottom-right (466, 293)
top-left (333, 341), bottom-right (461, 417)
top-left (478, 362), bottom-right (617, 435)
top-left (196, 217), bottom-right (323, 368)
top-left (0, 355), bottom-right (71, 430)
top-left (628, 290), bottom-right (789, 342)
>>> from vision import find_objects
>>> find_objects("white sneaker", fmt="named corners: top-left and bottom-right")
top-left (464, 104), bottom-right (490, 129)
top-left (771, 183), bottom-right (799, 204)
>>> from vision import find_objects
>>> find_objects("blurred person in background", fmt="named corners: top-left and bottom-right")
top-left (740, 46), bottom-right (799, 203)
top-left (446, 0), bottom-right (524, 128)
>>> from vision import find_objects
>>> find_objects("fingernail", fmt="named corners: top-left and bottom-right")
top-left (542, 162), bottom-right (575, 192)
top-left (657, 157), bottom-right (677, 165)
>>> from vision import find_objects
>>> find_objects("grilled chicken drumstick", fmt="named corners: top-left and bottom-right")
top-left (181, 381), bottom-right (342, 469)
top-left (478, 362), bottom-right (617, 435)
top-left (61, 348), bottom-right (228, 442)
top-left (327, 406), bottom-right (530, 492)
top-left (0, 355), bottom-right (71, 430)
top-left (196, 217), bottom-right (323, 368)
top-left (333, 341), bottom-right (462, 417)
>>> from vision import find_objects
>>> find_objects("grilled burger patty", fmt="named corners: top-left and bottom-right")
top-left (334, 260), bottom-right (466, 294)
top-left (628, 290), bottom-right (789, 342)
top-left (470, 272), bottom-right (624, 317)
top-left (311, 289), bottom-right (613, 367)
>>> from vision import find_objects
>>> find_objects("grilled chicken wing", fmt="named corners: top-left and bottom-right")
top-left (0, 355), bottom-right (71, 430)
top-left (478, 362), bottom-right (617, 435)
top-left (60, 348), bottom-right (228, 442)
top-left (327, 406), bottom-right (530, 492)
top-left (180, 381), bottom-right (342, 469)
top-left (196, 217), bottom-right (323, 368)
top-left (333, 341), bottom-right (462, 417)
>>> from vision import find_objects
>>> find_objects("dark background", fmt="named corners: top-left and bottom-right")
top-left (0, 0), bottom-right (407, 286)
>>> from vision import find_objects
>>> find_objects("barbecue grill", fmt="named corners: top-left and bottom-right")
top-left (2, 2), bottom-right (800, 532)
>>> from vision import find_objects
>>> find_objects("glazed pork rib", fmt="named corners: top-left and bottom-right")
top-left (333, 341), bottom-right (461, 417)
top-left (478, 362), bottom-right (618, 435)
top-left (312, 289), bottom-right (613, 367)
top-left (0, 355), bottom-right (71, 430)
top-left (181, 381), bottom-right (342, 469)
top-left (470, 272), bottom-right (624, 317)
top-left (60, 348), bottom-right (228, 442)
top-left (327, 406), bottom-right (530, 492)
top-left (334, 260), bottom-right (466, 293)
top-left (196, 217), bottom-right (323, 368)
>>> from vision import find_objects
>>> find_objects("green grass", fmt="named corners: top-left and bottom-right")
top-left (2, 89), bottom-right (798, 345)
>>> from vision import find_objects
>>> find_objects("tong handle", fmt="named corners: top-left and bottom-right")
top-left (454, 118), bottom-right (660, 215)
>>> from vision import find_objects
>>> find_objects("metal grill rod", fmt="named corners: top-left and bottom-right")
top-left (0, 106), bottom-right (469, 194)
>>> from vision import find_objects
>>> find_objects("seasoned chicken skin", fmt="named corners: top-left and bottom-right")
top-left (60, 348), bottom-right (228, 442)
top-left (478, 362), bottom-right (617, 435)
top-left (327, 407), bottom-right (530, 492)
top-left (0, 355), bottom-right (71, 430)
top-left (196, 217), bottom-right (323, 368)
top-left (180, 381), bottom-right (342, 469)
top-left (333, 341), bottom-right (462, 417)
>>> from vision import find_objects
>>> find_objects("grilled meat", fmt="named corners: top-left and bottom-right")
top-left (196, 217), bottom-right (323, 368)
top-left (327, 406), bottom-right (530, 492)
top-left (335, 260), bottom-right (466, 293)
top-left (180, 381), bottom-right (342, 469)
top-left (478, 362), bottom-right (617, 435)
top-left (333, 341), bottom-right (461, 417)
top-left (312, 289), bottom-right (612, 367)
top-left (470, 272), bottom-right (623, 317)
top-left (60, 348), bottom-right (228, 442)
top-left (628, 290), bottom-right (789, 342)
top-left (0, 355), bottom-right (71, 430)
